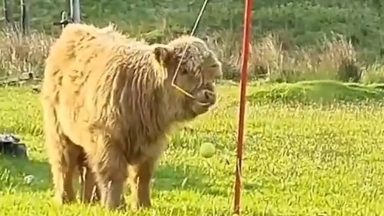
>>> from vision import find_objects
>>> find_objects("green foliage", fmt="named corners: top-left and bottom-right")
top-left (11, 0), bottom-right (380, 58)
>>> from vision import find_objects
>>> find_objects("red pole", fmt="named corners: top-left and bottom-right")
top-left (234, 0), bottom-right (253, 215)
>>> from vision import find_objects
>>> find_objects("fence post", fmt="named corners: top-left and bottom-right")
top-left (52, 1), bottom-right (72, 29)
top-left (68, 0), bottom-right (73, 20)
top-left (20, 0), bottom-right (30, 35)
top-left (72, 0), bottom-right (81, 23)
top-left (2, 0), bottom-right (15, 28)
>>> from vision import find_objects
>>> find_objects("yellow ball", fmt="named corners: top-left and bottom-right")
top-left (200, 142), bottom-right (215, 158)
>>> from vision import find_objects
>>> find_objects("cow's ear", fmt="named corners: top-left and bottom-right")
top-left (153, 45), bottom-right (174, 65)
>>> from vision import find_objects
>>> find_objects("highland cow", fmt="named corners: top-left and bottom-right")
top-left (40, 23), bottom-right (222, 210)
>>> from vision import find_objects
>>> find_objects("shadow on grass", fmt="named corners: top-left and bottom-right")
top-left (0, 155), bottom-right (50, 192)
top-left (0, 156), bottom-right (224, 197)
top-left (153, 163), bottom-right (227, 197)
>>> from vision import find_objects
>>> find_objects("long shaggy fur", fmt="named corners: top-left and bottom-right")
top-left (41, 23), bottom-right (222, 210)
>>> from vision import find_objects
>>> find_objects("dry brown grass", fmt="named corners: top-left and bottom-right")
top-left (0, 26), bottom-right (54, 82)
top-left (204, 31), bottom-right (242, 80)
top-left (243, 32), bottom-right (362, 82)
top-left (360, 63), bottom-right (384, 84)
top-left (204, 31), bottom-right (365, 83)
top-left (0, 27), bottom-right (379, 84)
top-left (316, 33), bottom-right (361, 82)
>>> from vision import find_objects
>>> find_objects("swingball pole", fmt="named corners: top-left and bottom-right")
top-left (234, 0), bottom-right (253, 215)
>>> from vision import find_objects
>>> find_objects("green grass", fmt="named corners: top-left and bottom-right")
top-left (2, 83), bottom-right (384, 215)
top-left (249, 80), bottom-right (384, 104)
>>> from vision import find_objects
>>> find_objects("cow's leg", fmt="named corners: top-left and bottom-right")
top-left (87, 135), bottom-right (128, 210)
top-left (43, 105), bottom-right (81, 204)
top-left (128, 158), bottom-right (157, 210)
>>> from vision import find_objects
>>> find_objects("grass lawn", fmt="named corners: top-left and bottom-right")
top-left (1, 81), bottom-right (384, 215)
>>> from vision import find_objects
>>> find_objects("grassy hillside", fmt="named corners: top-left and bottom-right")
top-left (3, 0), bottom-right (383, 59)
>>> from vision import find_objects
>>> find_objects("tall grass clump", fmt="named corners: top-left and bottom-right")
top-left (316, 33), bottom-right (361, 82)
top-left (248, 33), bottom-right (364, 83)
top-left (204, 31), bottom-right (242, 80)
top-left (0, 27), bottom-right (54, 80)
top-left (360, 63), bottom-right (384, 84)
top-left (251, 34), bottom-right (286, 82)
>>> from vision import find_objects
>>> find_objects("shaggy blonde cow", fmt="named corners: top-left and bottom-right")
top-left (41, 23), bottom-right (222, 210)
